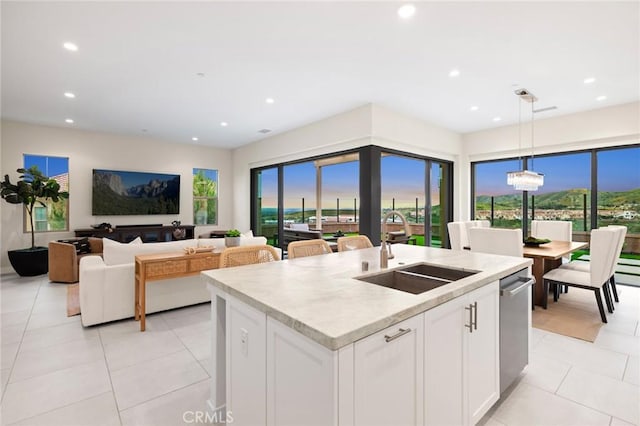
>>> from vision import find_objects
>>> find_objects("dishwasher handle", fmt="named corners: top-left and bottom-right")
top-left (501, 277), bottom-right (535, 297)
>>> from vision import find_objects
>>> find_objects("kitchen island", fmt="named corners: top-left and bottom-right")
top-left (202, 244), bottom-right (532, 426)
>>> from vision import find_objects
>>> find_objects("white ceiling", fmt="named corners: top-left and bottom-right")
top-left (2, 1), bottom-right (639, 148)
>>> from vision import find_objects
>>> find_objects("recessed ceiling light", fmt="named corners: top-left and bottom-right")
top-left (220, 122), bottom-right (228, 127)
top-left (64, 92), bottom-right (75, 99)
top-left (449, 69), bottom-right (460, 78)
top-left (65, 118), bottom-right (74, 124)
top-left (192, 137), bottom-right (199, 141)
top-left (196, 72), bottom-right (205, 77)
top-left (265, 97), bottom-right (275, 104)
top-left (470, 106), bottom-right (479, 111)
top-left (583, 77), bottom-right (596, 85)
top-left (63, 42), bottom-right (78, 52)
top-left (492, 117), bottom-right (502, 122)
top-left (596, 95), bottom-right (607, 101)
top-left (397, 4), bottom-right (416, 19)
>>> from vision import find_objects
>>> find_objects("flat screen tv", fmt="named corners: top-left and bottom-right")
top-left (92, 169), bottom-right (180, 215)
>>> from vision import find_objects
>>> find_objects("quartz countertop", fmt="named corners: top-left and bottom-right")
top-left (201, 244), bottom-right (532, 350)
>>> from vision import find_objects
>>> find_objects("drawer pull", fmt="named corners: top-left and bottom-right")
top-left (384, 327), bottom-right (411, 343)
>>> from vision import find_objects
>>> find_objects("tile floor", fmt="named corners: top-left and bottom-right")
top-left (1, 273), bottom-right (639, 426)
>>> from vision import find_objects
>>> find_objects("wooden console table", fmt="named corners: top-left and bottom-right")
top-left (134, 251), bottom-right (220, 331)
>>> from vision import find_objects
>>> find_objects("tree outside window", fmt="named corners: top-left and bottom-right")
top-left (23, 154), bottom-right (69, 232)
top-left (193, 169), bottom-right (218, 225)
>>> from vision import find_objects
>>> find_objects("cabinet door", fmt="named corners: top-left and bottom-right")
top-left (266, 318), bottom-right (337, 426)
top-left (424, 295), bottom-right (466, 426)
top-left (226, 295), bottom-right (267, 426)
top-left (466, 281), bottom-right (500, 425)
top-left (354, 315), bottom-right (423, 426)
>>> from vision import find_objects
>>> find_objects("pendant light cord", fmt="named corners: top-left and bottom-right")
top-left (530, 99), bottom-right (535, 171)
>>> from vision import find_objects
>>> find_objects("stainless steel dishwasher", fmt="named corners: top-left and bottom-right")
top-left (499, 269), bottom-right (535, 394)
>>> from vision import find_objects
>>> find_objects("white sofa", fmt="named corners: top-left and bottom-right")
top-left (78, 235), bottom-right (269, 326)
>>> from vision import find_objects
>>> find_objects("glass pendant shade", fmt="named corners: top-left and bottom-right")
top-left (507, 169), bottom-right (544, 191)
top-left (507, 88), bottom-right (544, 191)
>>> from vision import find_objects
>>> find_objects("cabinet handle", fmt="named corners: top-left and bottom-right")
top-left (472, 301), bottom-right (478, 330)
top-left (384, 327), bottom-right (411, 343)
top-left (465, 304), bottom-right (473, 333)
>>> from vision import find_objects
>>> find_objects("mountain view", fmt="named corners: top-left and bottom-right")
top-left (92, 171), bottom-right (180, 215)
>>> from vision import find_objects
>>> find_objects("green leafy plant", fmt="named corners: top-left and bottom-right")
top-left (225, 229), bottom-right (241, 237)
top-left (1, 166), bottom-right (69, 249)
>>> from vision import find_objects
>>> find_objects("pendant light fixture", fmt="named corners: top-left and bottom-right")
top-left (507, 88), bottom-right (544, 191)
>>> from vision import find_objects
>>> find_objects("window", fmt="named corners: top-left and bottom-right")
top-left (251, 146), bottom-right (452, 248)
top-left (473, 158), bottom-right (523, 229)
top-left (597, 147), bottom-right (640, 234)
top-left (253, 167), bottom-right (279, 245)
top-left (472, 144), bottom-right (639, 255)
top-left (193, 169), bottom-right (218, 225)
top-left (528, 152), bottom-right (591, 232)
top-left (23, 154), bottom-right (69, 232)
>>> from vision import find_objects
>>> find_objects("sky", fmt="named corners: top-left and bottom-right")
top-left (258, 154), bottom-right (444, 208)
top-left (24, 154), bottom-right (68, 177)
top-left (475, 147), bottom-right (639, 195)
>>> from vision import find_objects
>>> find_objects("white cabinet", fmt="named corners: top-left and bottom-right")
top-left (226, 295), bottom-right (267, 425)
top-left (354, 315), bottom-right (424, 426)
top-left (266, 317), bottom-right (338, 426)
top-left (424, 281), bottom-right (499, 426)
top-left (210, 281), bottom-right (499, 426)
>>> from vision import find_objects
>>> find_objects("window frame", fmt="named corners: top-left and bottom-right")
top-left (22, 154), bottom-right (69, 233)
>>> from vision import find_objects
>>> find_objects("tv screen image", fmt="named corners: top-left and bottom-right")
top-left (92, 169), bottom-right (180, 215)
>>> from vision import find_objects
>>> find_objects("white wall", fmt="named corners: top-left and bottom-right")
top-left (231, 103), bottom-right (462, 231)
top-left (0, 120), bottom-right (233, 273)
top-left (459, 102), bottom-right (640, 219)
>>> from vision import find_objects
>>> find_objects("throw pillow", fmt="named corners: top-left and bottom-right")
top-left (241, 230), bottom-right (254, 238)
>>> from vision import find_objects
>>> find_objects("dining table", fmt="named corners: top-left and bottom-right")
top-left (523, 240), bottom-right (589, 307)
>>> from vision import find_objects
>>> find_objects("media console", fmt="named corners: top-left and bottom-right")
top-left (75, 224), bottom-right (195, 243)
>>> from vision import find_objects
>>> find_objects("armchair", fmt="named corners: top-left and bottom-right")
top-left (49, 237), bottom-right (103, 283)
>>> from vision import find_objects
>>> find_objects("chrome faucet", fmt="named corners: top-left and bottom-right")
top-left (380, 210), bottom-right (410, 265)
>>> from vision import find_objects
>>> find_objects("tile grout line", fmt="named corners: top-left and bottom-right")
top-left (0, 277), bottom-right (43, 405)
top-left (4, 391), bottom-right (115, 426)
top-left (119, 377), bottom-right (211, 415)
top-left (164, 314), bottom-right (212, 377)
top-left (552, 365), bottom-right (636, 423)
top-left (98, 326), bottom-right (124, 426)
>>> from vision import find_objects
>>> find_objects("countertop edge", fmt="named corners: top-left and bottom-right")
top-left (203, 258), bottom-right (532, 351)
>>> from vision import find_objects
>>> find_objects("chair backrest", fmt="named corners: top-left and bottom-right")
top-left (530, 220), bottom-right (572, 242)
top-left (469, 227), bottom-right (523, 257)
top-left (337, 235), bottom-right (373, 251)
top-left (604, 225), bottom-right (627, 277)
top-left (588, 228), bottom-right (619, 287)
top-left (289, 223), bottom-right (310, 231)
top-left (220, 245), bottom-right (280, 268)
top-left (447, 220), bottom-right (491, 250)
top-left (447, 222), bottom-right (467, 251)
top-left (287, 239), bottom-right (333, 259)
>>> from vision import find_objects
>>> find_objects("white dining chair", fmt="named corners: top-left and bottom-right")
top-left (542, 228), bottom-right (618, 322)
top-left (560, 225), bottom-right (627, 303)
top-left (468, 227), bottom-right (523, 257)
top-left (448, 220), bottom-right (490, 251)
top-left (447, 221), bottom-right (467, 251)
top-left (530, 220), bottom-right (572, 242)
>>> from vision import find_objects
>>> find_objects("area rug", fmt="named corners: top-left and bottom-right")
top-left (67, 283), bottom-right (81, 317)
top-left (532, 288), bottom-right (603, 342)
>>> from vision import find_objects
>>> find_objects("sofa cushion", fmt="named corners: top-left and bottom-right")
top-left (58, 237), bottom-right (92, 255)
top-left (103, 238), bottom-right (195, 266)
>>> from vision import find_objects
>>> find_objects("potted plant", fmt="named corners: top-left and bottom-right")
top-left (1, 166), bottom-right (69, 276)
top-left (224, 229), bottom-right (241, 247)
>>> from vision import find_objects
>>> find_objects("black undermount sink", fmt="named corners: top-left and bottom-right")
top-left (357, 263), bottom-right (479, 295)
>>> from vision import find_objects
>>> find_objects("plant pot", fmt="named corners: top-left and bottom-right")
top-left (225, 236), bottom-right (241, 248)
top-left (8, 247), bottom-right (49, 276)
